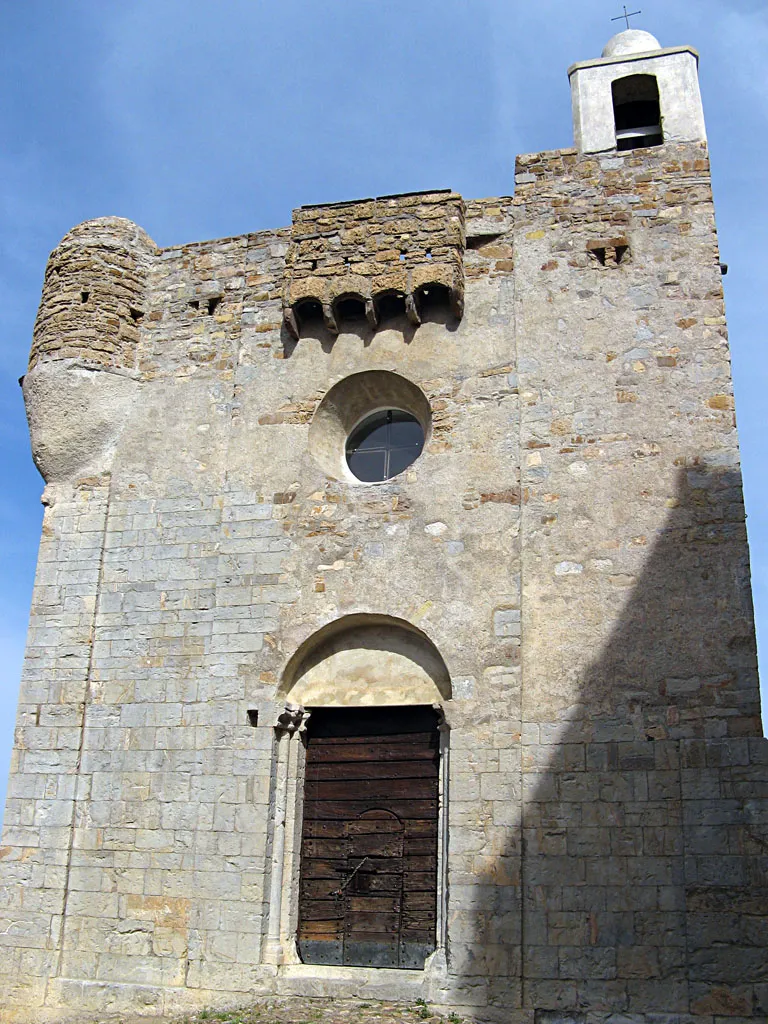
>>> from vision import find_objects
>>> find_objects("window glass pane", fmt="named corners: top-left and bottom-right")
top-left (387, 446), bottom-right (422, 478)
top-left (347, 449), bottom-right (387, 482)
top-left (388, 415), bottom-right (425, 450)
top-left (348, 413), bottom-right (390, 452)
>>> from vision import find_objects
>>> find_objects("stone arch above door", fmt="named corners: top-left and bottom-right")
top-left (279, 614), bottom-right (451, 707)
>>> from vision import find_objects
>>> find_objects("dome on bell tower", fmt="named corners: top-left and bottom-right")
top-left (602, 28), bottom-right (662, 58)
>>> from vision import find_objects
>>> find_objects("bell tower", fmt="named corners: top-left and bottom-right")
top-left (568, 27), bottom-right (707, 153)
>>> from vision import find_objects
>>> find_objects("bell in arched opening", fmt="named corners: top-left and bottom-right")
top-left (612, 73), bottom-right (663, 151)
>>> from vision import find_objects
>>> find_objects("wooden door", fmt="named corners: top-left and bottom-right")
top-left (297, 706), bottom-right (440, 969)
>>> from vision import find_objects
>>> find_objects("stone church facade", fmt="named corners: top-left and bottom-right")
top-left (1, 28), bottom-right (766, 1024)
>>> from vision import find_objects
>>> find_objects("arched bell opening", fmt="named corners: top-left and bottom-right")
top-left (612, 73), bottom-right (662, 151)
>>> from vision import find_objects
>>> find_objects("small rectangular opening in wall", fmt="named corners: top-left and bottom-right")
top-left (129, 307), bottom-right (144, 322)
top-left (247, 709), bottom-right (259, 727)
top-left (207, 296), bottom-right (222, 315)
top-left (587, 237), bottom-right (630, 268)
top-left (466, 232), bottom-right (503, 250)
top-left (81, 290), bottom-right (90, 303)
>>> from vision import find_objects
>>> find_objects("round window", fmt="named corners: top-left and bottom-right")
top-left (345, 409), bottom-right (425, 482)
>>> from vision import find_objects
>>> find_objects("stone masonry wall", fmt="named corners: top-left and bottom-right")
top-left (504, 142), bottom-right (767, 1020)
top-left (1, 195), bottom-right (525, 1019)
top-left (0, 481), bottom-right (111, 1013)
top-left (0, 140), bottom-right (766, 1024)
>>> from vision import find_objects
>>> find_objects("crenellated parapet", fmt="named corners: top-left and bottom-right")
top-left (30, 216), bottom-right (156, 371)
top-left (282, 190), bottom-right (465, 338)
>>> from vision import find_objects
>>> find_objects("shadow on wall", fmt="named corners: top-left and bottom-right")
top-left (457, 465), bottom-right (767, 1021)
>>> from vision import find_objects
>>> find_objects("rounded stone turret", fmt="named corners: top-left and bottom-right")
top-left (24, 217), bottom-right (156, 483)
top-left (602, 29), bottom-right (662, 58)
top-left (30, 216), bottom-right (156, 371)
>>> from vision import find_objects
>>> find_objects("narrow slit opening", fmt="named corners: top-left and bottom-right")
top-left (467, 233), bottom-right (502, 250)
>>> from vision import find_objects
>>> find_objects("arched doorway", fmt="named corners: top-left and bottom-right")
top-left (276, 616), bottom-right (451, 970)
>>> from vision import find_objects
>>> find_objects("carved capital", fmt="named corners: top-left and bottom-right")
top-left (432, 702), bottom-right (455, 732)
top-left (274, 702), bottom-right (310, 737)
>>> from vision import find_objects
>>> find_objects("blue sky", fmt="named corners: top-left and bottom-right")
top-left (1, 1), bottom-right (766, 807)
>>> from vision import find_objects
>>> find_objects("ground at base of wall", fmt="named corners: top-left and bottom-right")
top-left (41, 996), bottom-right (768, 1024)
top-left (65, 997), bottom-right (455, 1024)
top-left (18, 995), bottom-right (768, 1024)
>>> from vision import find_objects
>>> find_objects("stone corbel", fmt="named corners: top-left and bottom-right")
top-left (405, 292), bottom-right (422, 326)
top-left (284, 306), bottom-right (300, 341)
top-left (322, 301), bottom-right (339, 335)
top-left (365, 296), bottom-right (379, 329)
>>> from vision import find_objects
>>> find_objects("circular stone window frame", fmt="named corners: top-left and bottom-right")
top-left (308, 370), bottom-right (432, 485)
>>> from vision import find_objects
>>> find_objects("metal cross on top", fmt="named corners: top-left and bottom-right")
top-left (611, 5), bottom-right (642, 29)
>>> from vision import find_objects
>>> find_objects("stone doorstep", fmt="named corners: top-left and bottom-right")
top-left (278, 963), bottom-right (428, 1000)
